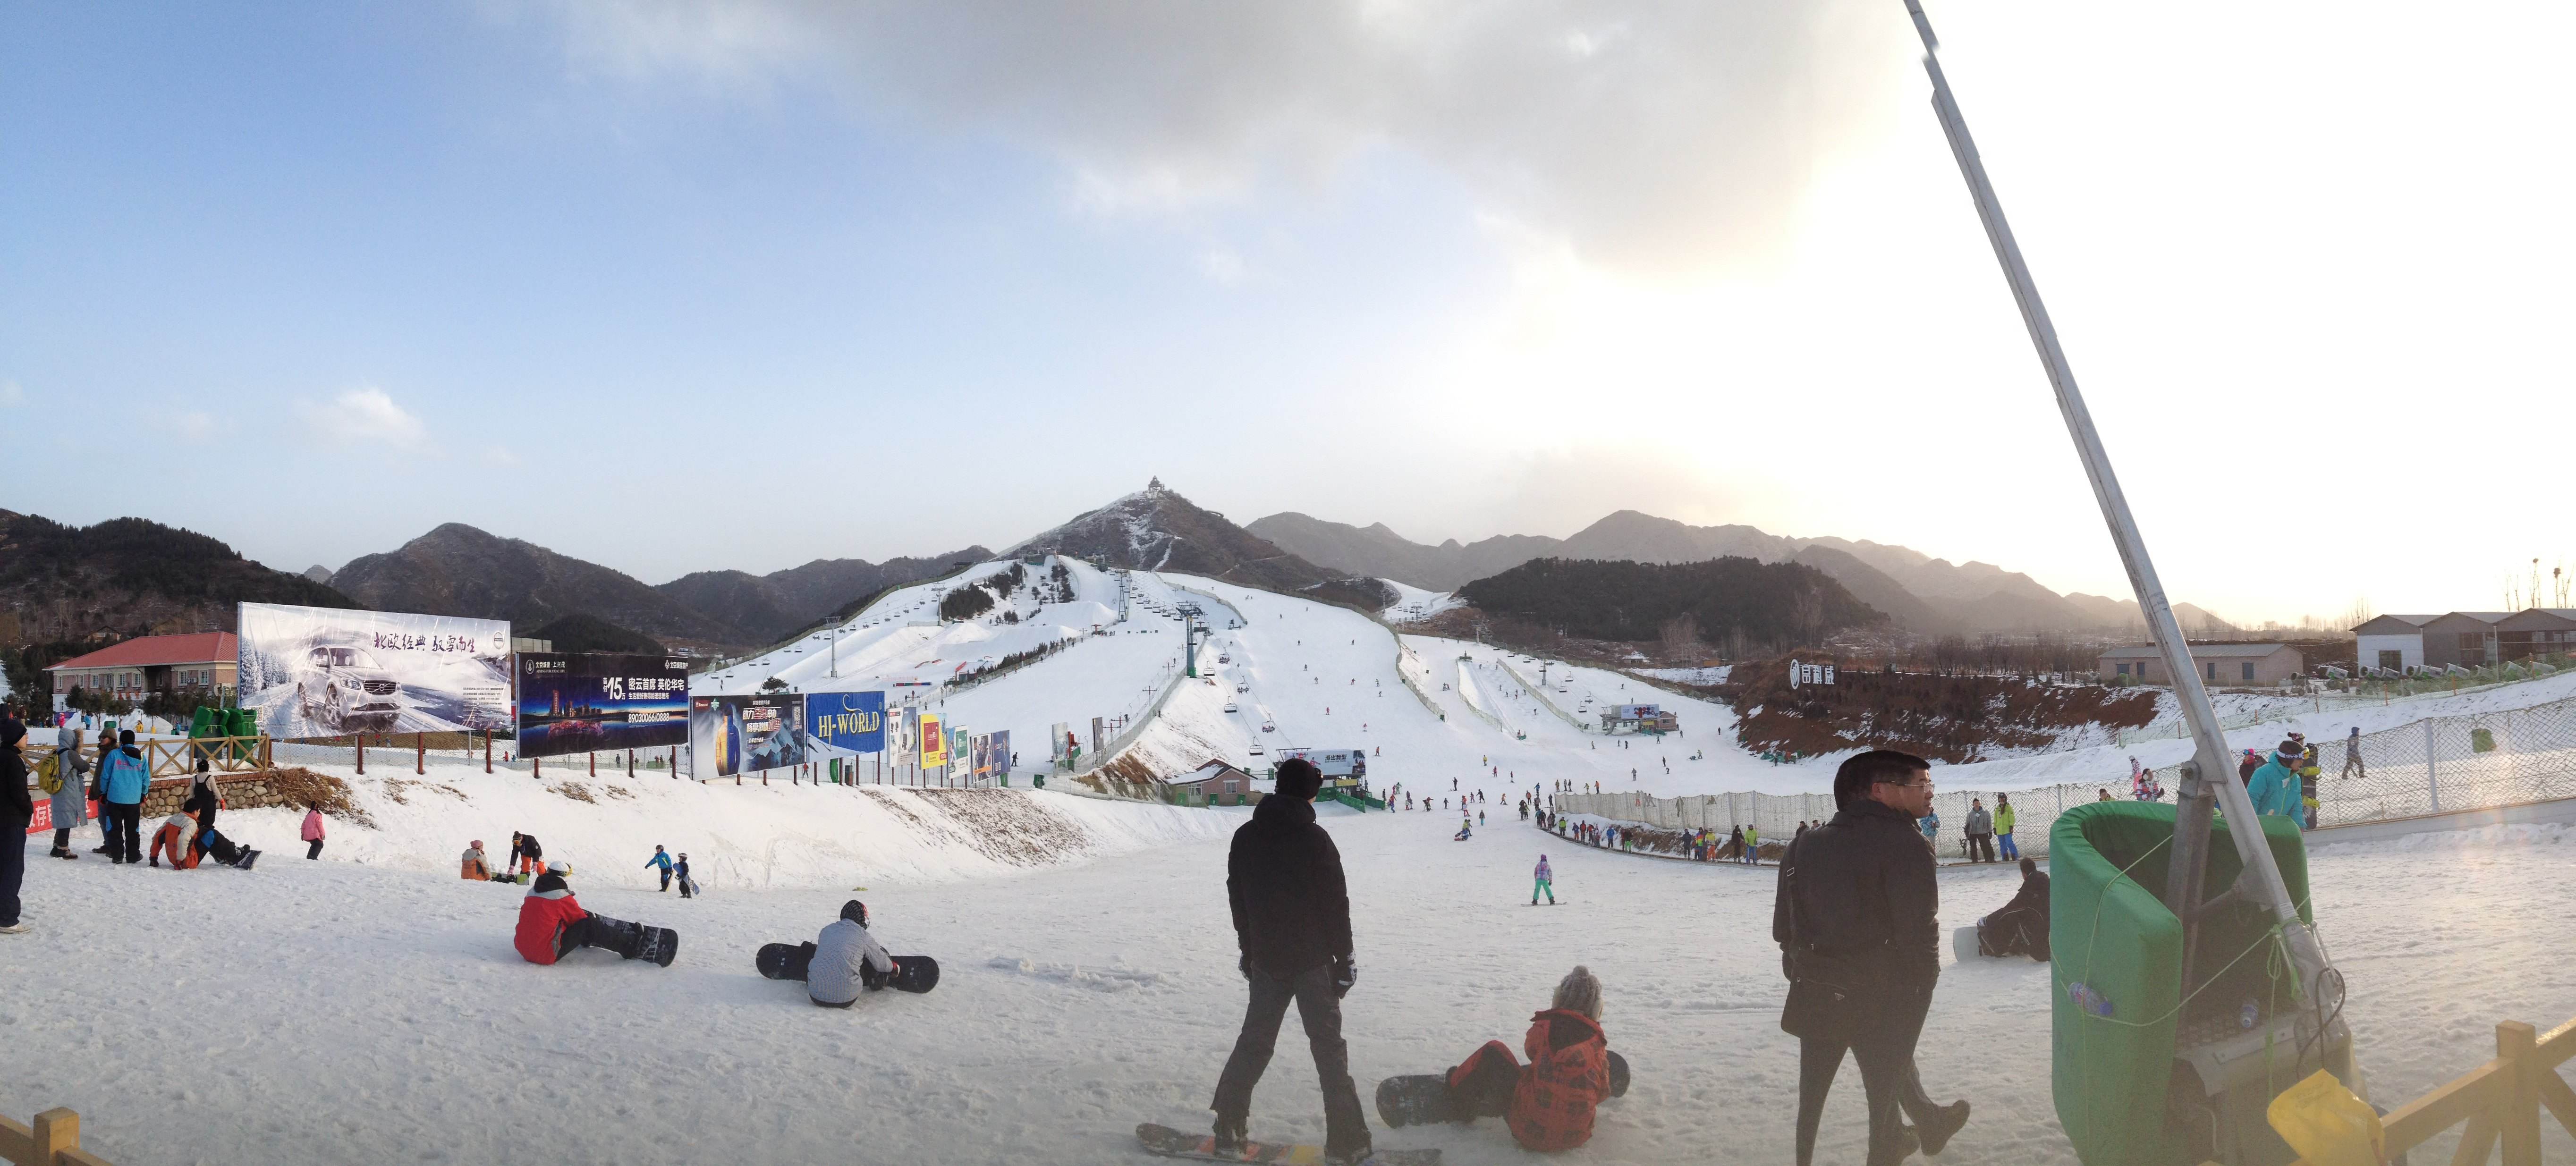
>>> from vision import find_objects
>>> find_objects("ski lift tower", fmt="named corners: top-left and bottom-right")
top-left (1898, 0), bottom-right (2359, 1159)
top-left (1178, 603), bottom-right (1203, 677)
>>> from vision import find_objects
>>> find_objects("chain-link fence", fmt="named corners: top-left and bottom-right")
top-left (1554, 694), bottom-right (2576, 862)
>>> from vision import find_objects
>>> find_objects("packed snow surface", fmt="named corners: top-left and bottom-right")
top-left (4, 803), bottom-right (2568, 1165)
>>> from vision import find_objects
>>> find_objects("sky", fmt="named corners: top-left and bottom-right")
top-left (4, 0), bottom-right (2570, 625)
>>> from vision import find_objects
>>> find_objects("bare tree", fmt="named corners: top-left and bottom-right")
top-left (1658, 613), bottom-right (1702, 659)
top-left (2342, 595), bottom-right (2373, 630)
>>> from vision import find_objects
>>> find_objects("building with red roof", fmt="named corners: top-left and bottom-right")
top-left (48, 632), bottom-right (239, 701)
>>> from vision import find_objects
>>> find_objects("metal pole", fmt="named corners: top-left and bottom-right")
top-left (2424, 718), bottom-right (2440, 812)
top-left (1900, 0), bottom-right (2342, 1029)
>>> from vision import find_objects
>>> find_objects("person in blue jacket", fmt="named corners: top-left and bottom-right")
top-left (2245, 741), bottom-right (2305, 821)
top-left (646, 845), bottom-right (675, 891)
top-left (96, 729), bottom-right (152, 864)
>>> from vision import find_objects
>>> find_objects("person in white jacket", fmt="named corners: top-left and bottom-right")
top-left (809, 900), bottom-right (895, 1008)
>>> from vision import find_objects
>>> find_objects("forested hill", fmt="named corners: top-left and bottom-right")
top-left (0, 510), bottom-right (360, 642)
top-left (1457, 557), bottom-right (1885, 647)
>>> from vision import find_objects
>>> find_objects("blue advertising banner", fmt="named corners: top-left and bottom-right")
top-left (806, 691), bottom-right (887, 753)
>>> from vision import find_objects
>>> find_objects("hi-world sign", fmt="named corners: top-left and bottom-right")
top-left (1788, 659), bottom-right (1837, 687)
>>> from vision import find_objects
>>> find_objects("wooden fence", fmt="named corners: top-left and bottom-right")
top-left (0, 1107), bottom-right (116, 1166)
top-left (2219, 1015), bottom-right (2576, 1166)
top-left (15, 735), bottom-right (272, 780)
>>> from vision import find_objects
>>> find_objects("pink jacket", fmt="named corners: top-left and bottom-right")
top-left (300, 810), bottom-right (325, 841)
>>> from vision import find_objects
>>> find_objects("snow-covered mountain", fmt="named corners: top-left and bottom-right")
top-left (1008, 479), bottom-right (1339, 595)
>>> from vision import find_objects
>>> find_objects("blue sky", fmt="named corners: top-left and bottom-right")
top-left (7, 1), bottom-right (2571, 622)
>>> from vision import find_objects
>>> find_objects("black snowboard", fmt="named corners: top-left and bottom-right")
top-left (1376, 1052), bottom-right (1628, 1127)
top-left (758, 941), bottom-right (817, 981)
top-left (887, 955), bottom-right (940, 994)
top-left (635, 925), bottom-right (678, 968)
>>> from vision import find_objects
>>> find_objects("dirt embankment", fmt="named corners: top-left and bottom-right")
top-left (1712, 658), bottom-right (2157, 764)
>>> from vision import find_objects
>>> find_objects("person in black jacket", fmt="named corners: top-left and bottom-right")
top-left (0, 704), bottom-right (31, 934)
top-left (1973, 858), bottom-right (2051, 961)
top-left (1775, 749), bottom-right (1965, 1166)
top-left (1209, 758), bottom-right (1369, 1163)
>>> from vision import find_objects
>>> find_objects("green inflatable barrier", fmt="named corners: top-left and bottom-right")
top-left (2050, 802), bottom-right (2316, 1166)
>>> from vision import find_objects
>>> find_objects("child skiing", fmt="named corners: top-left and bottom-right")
top-left (1532, 855), bottom-right (1554, 905)
top-left (512, 861), bottom-right (676, 968)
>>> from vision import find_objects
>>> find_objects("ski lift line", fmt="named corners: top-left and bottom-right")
top-left (1900, 0), bottom-right (2346, 1068)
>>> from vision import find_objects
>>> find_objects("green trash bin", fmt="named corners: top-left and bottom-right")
top-left (2049, 802), bottom-right (2315, 1166)
top-left (191, 707), bottom-right (219, 738)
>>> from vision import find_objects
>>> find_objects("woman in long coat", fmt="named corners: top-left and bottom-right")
top-left (48, 719), bottom-right (91, 859)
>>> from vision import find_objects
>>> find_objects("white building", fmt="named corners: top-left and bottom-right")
top-left (2350, 614), bottom-right (2438, 674)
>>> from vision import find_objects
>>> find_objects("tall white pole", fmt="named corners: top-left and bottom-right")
top-left (1898, 0), bottom-right (2344, 1037)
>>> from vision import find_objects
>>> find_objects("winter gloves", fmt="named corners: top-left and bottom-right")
top-left (1332, 955), bottom-right (1358, 998)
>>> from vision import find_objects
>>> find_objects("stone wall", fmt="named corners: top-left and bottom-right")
top-left (138, 773), bottom-right (301, 818)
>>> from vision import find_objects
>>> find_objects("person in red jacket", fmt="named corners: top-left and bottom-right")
top-left (513, 862), bottom-right (676, 967)
top-left (1442, 965), bottom-right (1627, 1152)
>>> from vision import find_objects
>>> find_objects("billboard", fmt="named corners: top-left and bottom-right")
top-left (919, 713), bottom-right (946, 770)
top-left (806, 691), bottom-right (887, 753)
top-left (990, 729), bottom-right (1011, 780)
top-left (515, 652), bottom-right (692, 759)
top-left (688, 694), bottom-right (807, 779)
top-left (237, 602), bottom-right (512, 737)
top-left (970, 735), bottom-right (991, 782)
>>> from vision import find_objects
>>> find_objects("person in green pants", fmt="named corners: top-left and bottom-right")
top-left (1533, 854), bottom-right (1555, 904)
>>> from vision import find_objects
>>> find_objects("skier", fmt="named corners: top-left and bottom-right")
top-left (512, 861), bottom-right (675, 968)
top-left (1209, 758), bottom-right (1368, 1162)
top-left (646, 845), bottom-right (675, 891)
top-left (1432, 966), bottom-right (1625, 1151)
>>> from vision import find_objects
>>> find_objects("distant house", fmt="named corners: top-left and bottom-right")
top-left (2097, 642), bottom-right (2304, 686)
top-left (2420, 612), bottom-right (2512, 669)
top-left (2350, 615), bottom-right (2439, 674)
top-left (2497, 609), bottom-right (2576, 662)
top-left (1599, 703), bottom-right (1679, 734)
top-left (1169, 760), bottom-right (1263, 802)
top-left (47, 632), bottom-right (240, 703)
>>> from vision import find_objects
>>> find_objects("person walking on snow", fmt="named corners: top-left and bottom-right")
top-left (646, 845), bottom-right (675, 891)
top-left (1532, 854), bottom-right (1555, 904)
top-left (300, 803), bottom-right (326, 860)
top-left (1208, 758), bottom-right (1369, 1164)
top-left (674, 853), bottom-right (695, 898)
top-left (1993, 794), bottom-right (2018, 862)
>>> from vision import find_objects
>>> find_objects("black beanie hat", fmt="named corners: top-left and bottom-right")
top-left (841, 900), bottom-right (868, 927)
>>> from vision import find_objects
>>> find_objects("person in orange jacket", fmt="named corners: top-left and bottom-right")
top-left (149, 813), bottom-right (203, 870)
top-left (461, 840), bottom-right (491, 881)
top-left (1442, 965), bottom-right (1626, 1152)
top-left (513, 862), bottom-right (675, 967)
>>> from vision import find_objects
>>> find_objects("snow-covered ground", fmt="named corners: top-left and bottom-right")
top-left (5, 799), bottom-right (2568, 1166)
top-left (1381, 581), bottom-right (1466, 624)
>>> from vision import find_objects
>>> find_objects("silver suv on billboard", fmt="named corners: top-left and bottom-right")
top-left (297, 644), bottom-right (404, 731)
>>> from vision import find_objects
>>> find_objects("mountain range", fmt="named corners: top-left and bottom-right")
top-left (1246, 509), bottom-right (2231, 635)
top-left (1005, 482), bottom-right (1345, 595)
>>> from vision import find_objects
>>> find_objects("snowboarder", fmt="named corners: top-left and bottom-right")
top-left (1970, 858), bottom-right (2051, 961)
top-left (512, 861), bottom-right (675, 968)
top-left (183, 758), bottom-right (222, 838)
top-left (1532, 855), bottom-right (1554, 905)
top-left (675, 853), bottom-right (696, 898)
top-left (646, 845), bottom-right (675, 891)
top-left (301, 803), bottom-right (326, 861)
top-left (461, 840), bottom-right (491, 881)
top-left (779, 900), bottom-right (904, 1006)
top-left (1209, 757), bottom-right (1369, 1163)
top-left (149, 812), bottom-right (201, 869)
top-left (1426, 966), bottom-right (1622, 1151)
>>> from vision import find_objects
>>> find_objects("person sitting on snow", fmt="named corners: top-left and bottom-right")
top-left (513, 861), bottom-right (675, 967)
top-left (1972, 858), bottom-right (2051, 961)
top-left (149, 812), bottom-right (201, 869)
top-left (809, 899), bottom-right (897, 1007)
top-left (461, 840), bottom-right (491, 881)
top-left (1440, 965), bottom-right (1628, 1151)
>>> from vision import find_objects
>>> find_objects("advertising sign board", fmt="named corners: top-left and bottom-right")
top-left (806, 690), bottom-right (887, 753)
top-left (919, 713), bottom-right (946, 770)
top-left (688, 694), bottom-right (806, 779)
top-left (237, 602), bottom-right (512, 737)
top-left (515, 652), bottom-right (691, 759)
top-left (990, 729), bottom-right (1011, 779)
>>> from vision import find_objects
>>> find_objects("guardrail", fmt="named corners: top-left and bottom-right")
top-left (0, 1106), bottom-right (117, 1166)
top-left (2216, 1015), bottom-right (2575, 1166)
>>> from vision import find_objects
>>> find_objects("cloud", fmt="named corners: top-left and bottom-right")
top-left (1196, 246), bottom-right (1248, 287)
top-left (302, 387), bottom-right (428, 445)
top-left (546, 0), bottom-right (1910, 273)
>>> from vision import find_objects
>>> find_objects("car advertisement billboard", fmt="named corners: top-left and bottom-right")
top-left (237, 602), bottom-right (513, 737)
top-left (514, 652), bottom-right (692, 759)
top-left (805, 690), bottom-right (887, 754)
top-left (688, 693), bottom-right (806, 779)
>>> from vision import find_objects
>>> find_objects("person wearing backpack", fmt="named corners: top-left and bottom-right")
top-left (48, 718), bottom-right (92, 860)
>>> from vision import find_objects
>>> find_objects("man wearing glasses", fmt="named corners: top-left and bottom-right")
top-left (1774, 750), bottom-right (1969, 1166)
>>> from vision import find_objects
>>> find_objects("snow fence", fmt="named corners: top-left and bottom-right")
top-left (1556, 693), bottom-right (2576, 860)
